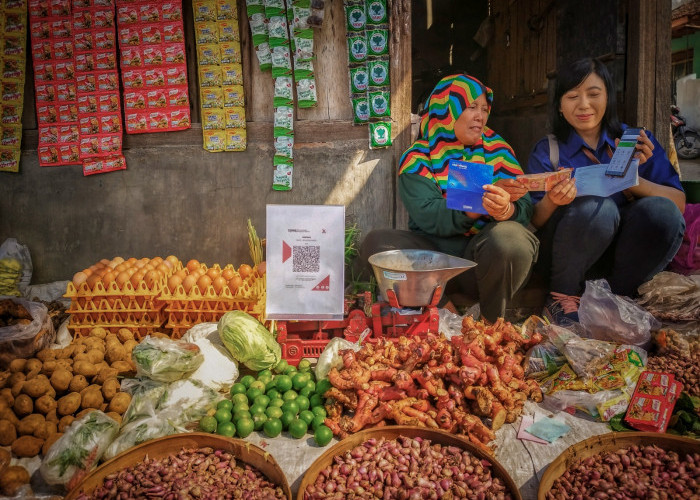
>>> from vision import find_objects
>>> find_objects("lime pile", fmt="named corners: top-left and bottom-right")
top-left (199, 358), bottom-right (334, 447)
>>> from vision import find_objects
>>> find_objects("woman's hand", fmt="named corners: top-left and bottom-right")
top-left (546, 178), bottom-right (577, 206)
top-left (482, 184), bottom-right (513, 220)
top-left (493, 178), bottom-right (528, 202)
top-left (615, 129), bottom-right (654, 166)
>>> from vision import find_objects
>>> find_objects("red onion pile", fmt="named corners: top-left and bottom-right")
top-left (304, 435), bottom-right (513, 500)
top-left (546, 444), bottom-right (700, 499)
top-left (75, 447), bottom-right (286, 500)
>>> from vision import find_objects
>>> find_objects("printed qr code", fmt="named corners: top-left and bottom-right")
top-left (292, 245), bottom-right (320, 272)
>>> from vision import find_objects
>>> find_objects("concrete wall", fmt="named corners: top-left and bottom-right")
top-left (676, 74), bottom-right (700, 131)
top-left (0, 131), bottom-right (396, 284)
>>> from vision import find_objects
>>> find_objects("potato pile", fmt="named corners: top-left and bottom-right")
top-left (0, 327), bottom-right (136, 460)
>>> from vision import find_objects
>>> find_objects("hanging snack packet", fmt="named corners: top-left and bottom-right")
top-left (369, 120), bottom-right (391, 149)
top-left (351, 94), bottom-right (370, 125)
top-left (367, 28), bottom-right (389, 57)
top-left (225, 106), bottom-right (245, 128)
top-left (274, 134), bottom-right (293, 158)
top-left (348, 34), bottom-right (368, 64)
top-left (223, 85), bottom-right (245, 107)
top-left (274, 75), bottom-right (294, 106)
top-left (366, 0), bottom-right (387, 25)
top-left (197, 43), bottom-right (220, 65)
top-left (274, 105), bottom-right (294, 134)
top-left (346, 1), bottom-right (366, 32)
top-left (293, 28), bottom-right (314, 61)
top-left (349, 65), bottom-right (369, 93)
top-left (202, 108), bottom-right (225, 130)
top-left (225, 127), bottom-right (246, 151)
top-left (293, 58), bottom-right (314, 80)
top-left (219, 42), bottom-right (241, 63)
top-left (296, 77), bottom-right (317, 108)
top-left (216, 0), bottom-right (238, 20)
top-left (203, 129), bottom-right (226, 151)
top-left (273, 157), bottom-right (293, 190)
top-left (271, 45), bottom-right (292, 78)
top-left (368, 58), bottom-right (389, 86)
top-left (248, 11), bottom-right (268, 46)
top-left (199, 65), bottom-right (222, 87)
top-left (268, 14), bottom-right (290, 46)
top-left (221, 62), bottom-right (243, 85)
top-left (368, 89), bottom-right (390, 118)
top-left (291, 1), bottom-right (312, 30)
top-left (255, 42), bottom-right (272, 71)
top-left (193, 0), bottom-right (217, 20)
top-left (218, 20), bottom-right (239, 42)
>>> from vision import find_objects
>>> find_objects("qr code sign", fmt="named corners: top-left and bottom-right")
top-left (292, 245), bottom-right (320, 272)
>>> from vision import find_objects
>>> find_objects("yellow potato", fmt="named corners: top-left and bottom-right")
top-left (56, 392), bottom-right (81, 416)
top-left (17, 414), bottom-right (44, 436)
top-left (11, 435), bottom-right (44, 458)
top-left (0, 419), bottom-right (16, 446)
top-left (69, 375), bottom-right (88, 393)
top-left (0, 465), bottom-right (30, 496)
top-left (13, 394), bottom-right (33, 417)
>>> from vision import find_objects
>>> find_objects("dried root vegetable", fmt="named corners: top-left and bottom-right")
top-left (323, 317), bottom-right (543, 451)
top-left (648, 330), bottom-right (700, 397)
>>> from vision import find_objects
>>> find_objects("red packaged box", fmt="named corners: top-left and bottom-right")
top-left (29, 0), bottom-right (49, 18)
top-left (34, 62), bottom-right (55, 82)
top-left (37, 105), bottom-right (58, 124)
top-left (58, 103), bottom-right (78, 122)
top-left (38, 146), bottom-right (61, 165)
top-left (97, 72), bottom-right (119, 91)
top-left (79, 115), bottom-right (101, 135)
top-left (122, 69), bottom-right (144, 89)
top-left (121, 47), bottom-right (142, 68)
top-left (77, 94), bottom-right (97, 114)
top-left (76, 73), bottom-right (97, 93)
top-left (98, 93), bottom-right (120, 113)
top-left (167, 87), bottom-right (188, 107)
top-left (163, 22), bottom-right (184, 43)
top-left (146, 90), bottom-right (167, 108)
top-left (54, 61), bottom-right (75, 80)
top-left (169, 108), bottom-right (189, 129)
top-left (50, 0), bottom-right (70, 16)
top-left (58, 124), bottom-right (80, 143)
top-left (93, 9), bottom-right (115, 28)
top-left (31, 20), bottom-right (51, 39)
top-left (119, 26), bottom-right (140, 46)
top-left (125, 112), bottom-right (147, 133)
top-left (83, 154), bottom-right (126, 176)
top-left (51, 18), bottom-right (72, 38)
top-left (148, 110), bottom-right (169, 130)
top-left (32, 41), bottom-right (53, 61)
top-left (144, 67), bottom-right (164, 87)
top-left (95, 51), bottom-right (117, 70)
top-left (74, 31), bottom-right (94, 52)
top-left (624, 371), bottom-right (683, 433)
top-left (73, 10), bottom-right (92, 31)
top-left (139, 3), bottom-right (160, 22)
top-left (59, 144), bottom-right (81, 164)
top-left (142, 46), bottom-right (163, 66)
top-left (165, 65), bottom-right (186, 86)
top-left (56, 83), bottom-right (77, 102)
top-left (53, 40), bottom-right (74, 60)
top-left (140, 24), bottom-right (162, 44)
top-left (117, 5), bottom-right (138, 24)
top-left (39, 125), bottom-right (59, 144)
top-left (124, 91), bottom-right (146, 110)
top-left (163, 42), bottom-right (185, 64)
top-left (161, 1), bottom-right (183, 21)
top-left (75, 53), bottom-right (94, 72)
top-left (100, 113), bottom-right (122, 133)
top-left (94, 29), bottom-right (116, 49)
top-left (35, 84), bottom-right (56, 103)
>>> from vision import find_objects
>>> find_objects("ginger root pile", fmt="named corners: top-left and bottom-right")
top-left (323, 317), bottom-right (543, 451)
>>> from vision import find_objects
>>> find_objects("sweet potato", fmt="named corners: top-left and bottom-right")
top-left (69, 374), bottom-right (88, 393)
top-left (94, 367), bottom-right (118, 385)
top-left (80, 389), bottom-right (103, 410)
top-left (34, 420), bottom-right (57, 440)
top-left (58, 415), bottom-right (74, 433)
top-left (110, 360), bottom-right (134, 375)
top-left (57, 392), bottom-right (81, 416)
top-left (17, 413), bottom-right (44, 436)
top-left (22, 376), bottom-right (52, 398)
top-left (42, 432), bottom-right (62, 455)
top-left (0, 448), bottom-right (9, 474)
top-left (105, 412), bottom-right (122, 425)
top-left (73, 360), bottom-right (98, 378)
top-left (0, 465), bottom-right (30, 496)
top-left (8, 359), bottom-right (26, 373)
top-left (36, 349), bottom-right (56, 361)
top-left (11, 435), bottom-right (44, 457)
top-left (50, 369), bottom-right (72, 392)
top-left (0, 409), bottom-right (19, 428)
top-left (13, 394), bottom-right (32, 417)
top-left (0, 420), bottom-right (16, 446)
top-left (107, 391), bottom-right (131, 414)
top-left (117, 328), bottom-right (134, 343)
top-left (35, 394), bottom-right (57, 415)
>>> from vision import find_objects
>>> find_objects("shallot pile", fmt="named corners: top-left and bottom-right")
top-left (75, 446), bottom-right (286, 500)
top-left (303, 435), bottom-right (513, 500)
top-left (323, 317), bottom-right (543, 450)
top-left (546, 444), bottom-right (700, 499)
top-left (648, 330), bottom-right (699, 397)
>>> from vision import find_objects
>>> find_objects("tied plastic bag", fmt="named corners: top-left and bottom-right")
top-left (0, 298), bottom-right (55, 368)
top-left (315, 329), bottom-right (369, 381)
top-left (637, 272), bottom-right (700, 322)
top-left (0, 238), bottom-right (32, 296)
top-left (578, 279), bottom-right (658, 349)
top-left (131, 336), bottom-right (204, 382)
top-left (40, 411), bottom-right (119, 488)
top-left (182, 322), bottom-right (239, 391)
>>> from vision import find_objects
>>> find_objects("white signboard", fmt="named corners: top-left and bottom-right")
top-left (265, 204), bottom-right (345, 320)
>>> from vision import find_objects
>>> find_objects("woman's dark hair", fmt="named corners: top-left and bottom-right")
top-left (552, 58), bottom-right (623, 142)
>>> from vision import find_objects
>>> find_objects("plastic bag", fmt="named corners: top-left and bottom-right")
top-left (132, 336), bottom-right (204, 382)
top-left (182, 322), bottom-right (239, 390)
top-left (438, 308), bottom-right (463, 339)
top-left (0, 298), bottom-right (54, 368)
top-left (158, 378), bottom-right (220, 423)
top-left (0, 238), bottom-right (32, 296)
top-left (315, 329), bottom-right (369, 381)
top-left (40, 411), bottom-right (119, 488)
top-left (578, 279), bottom-right (658, 349)
top-left (103, 406), bottom-right (185, 461)
top-left (120, 377), bottom-right (169, 425)
top-left (636, 272), bottom-right (700, 322)
top-left (524, 339), bottom-right (567, 380)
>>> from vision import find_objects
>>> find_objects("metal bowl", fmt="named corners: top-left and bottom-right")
top-left (368, 249), bottom-right (476, 307)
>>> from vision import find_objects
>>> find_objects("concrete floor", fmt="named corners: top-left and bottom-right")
top-left (679, 157), bottom-right (700, 180)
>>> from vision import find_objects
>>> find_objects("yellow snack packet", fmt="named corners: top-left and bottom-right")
top-left (200, 87), bottom-right (223, 109)
top-left (219, 42), bottom-right (241, 64)
top-left (193, 0), bottom-right (217, 22)
top-left (221, 63), bottom-right (242, 85)
top-left (224, 106), bottom-right (245, 128)
top-left (225, 128), bottom-right (246, 151)
top-left (197, 43), bottom-right (220, 66)
top-left (201, 108), bottom-right (225, 130)
top-left (222, 85), bottom-right (244, 107)
top-left (194, 21), bottom-right (218, 44)
top-left (216, 0), bottom-right (237, 20)
top-left (202, 129), bottom-right (225, 152)
top-left (198, 65), bottom-right (222, 87)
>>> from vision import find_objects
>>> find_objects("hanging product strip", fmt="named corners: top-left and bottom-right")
top-left (0, 0), bottom-right (28, 173)
top-left (344, 0), bottom-right (391, 149)
top-left (192, 0), bottom-right (246, 152)
top-left (117, 0), bottom-right (191, 134)
top-left (29, 0), bottom-right (126, 175)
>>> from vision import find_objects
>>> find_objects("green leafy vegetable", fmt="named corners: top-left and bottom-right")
top-left (218, 311), bottom-right (281, 370)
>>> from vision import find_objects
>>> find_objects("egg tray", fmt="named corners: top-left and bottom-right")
top-left (70, 323), bottom-right (167, 341)
top-left (159, 275), bottom-right (264, 304)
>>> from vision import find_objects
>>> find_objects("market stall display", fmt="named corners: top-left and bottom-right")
top-left (117, 0), bottom-right (190, 134)
top-left (538, 432), bottom-right (700, 499)
top-left (299, 425), bottom-right (521, 500)
top-left (0, 0), bottom-right (28, 173)
top-left (0, 298), bottom-right (55, 368)
top-left (64, 433), bottom-right (292, 499)
top-left (647, 329), bottom-right (699, 397)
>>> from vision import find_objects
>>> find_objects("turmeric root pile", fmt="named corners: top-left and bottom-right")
top-left (323, 317), bottom-right (544, 451)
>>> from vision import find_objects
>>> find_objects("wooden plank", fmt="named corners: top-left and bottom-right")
top-left (183, 0), bottom-right (201, 123)
top-left (625, 1), bottom-right (656, 131)
top-left (654, 0), bottom-right (671, 148)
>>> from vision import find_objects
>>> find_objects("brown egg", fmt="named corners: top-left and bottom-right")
top-left (144, 270), bottom-right (159, 289)
top-left (102, 271), bottom-right (116, 287)
top-left (168, 274), bottom-right (183, 293)
top-left (206, 267), bottom-right (220, 280)
top-left (238, 264), bottom-right (253, 279)
top-left (166, 255), bottom-right (179, 267)
top-left (130, 270), bottom-right (145, 288)
top-left (182, 275), bottom-right (197, 293)
top-left (228, 275), bottom-right (242, 293)
top-left (197, 275), bottom-right (212, 293)
top-left (99, 258), bottom-right (111, 266)
top-left (114, 263), bottom-right (128, 273)
top-left (221, 267), bottom-right (235, 281)
top-left (115, 271), bottom-right (131, 289)
top-left (157, 263), bottom-right (170, 276)
top-left (72, 271), bottom-right (88, 287)
top-left (87, 274), bottom-right (102, 290)
top-left (212, 276), bottom-right (227, 294)
top-left (126, 257), bottom-right (138, 265)
top-left (186, 259), bottom-right (200, 273)
top-left (176, 269), bottom-right (188, 280)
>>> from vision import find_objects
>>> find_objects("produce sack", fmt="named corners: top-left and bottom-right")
top-left (636, 271), bottom-right (700, 322)
top-left (40, 411), bottom-right (119, 489)
top-left (0, 238), bottom-right (32, 296)
top-left (119, 377), bottom-right (169, 425)
top-left (578, 279), bottom-right (657, 350)
top-left (0, 298), bottom-right (54, 368)
top-left (131, 336), bottom-right (204, 382)
top-left (315, 329), bottom-right (369, 381)
top-left (158, 378), bottom-right (220, 423)
top-left (103, 406), bottom-right (185, 460)
top-left (218, 311), bottom-right (281, 370)
top-left (182, 322), bottom-right (239, 390)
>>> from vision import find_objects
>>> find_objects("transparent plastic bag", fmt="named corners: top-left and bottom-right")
top-left (547, 324), bottom-right (616, 379)
top-left (438, 308), bottom-right (463, 339)
top-left (0, 298), bottom-right (54, 368)
top-left (132, 336), bottom-right (204, 382)
top-left (0, 238), bottom-right (32, 296)
top-left (40, 411), bottom-right (119, 487)
top-left (120, 377), bottom-right (169, 425)
top-left (578, 279), bottom-right (658, 349)
top-left (103, 406), bottom-right (185, 461)
top-left (637, 272), bottom-right (700, 322)
top-left (524, 340), bottom-right (566, 380)
top-left (182, 322), bottom-right (239, 391)
top-left (158, 378), bottom-right (221, 424)
top-left (315, 329), bottom-right (369, 381)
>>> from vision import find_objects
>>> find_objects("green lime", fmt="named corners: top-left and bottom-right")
top-left (258, 368), bottom-right (273, 380)
top-left (217, 421), bottom-right (236, 437)
top-left (240, 375), bottom-right (256, 388)
top-left (233, 410), bottom-right (252, 422)
top-left (311, 406), bottom-right (327, 419)
top-left (249, 380), bottom-right (266, 392)
top-left (299, 387), bottom-right (312, 398)
top-left (280, 411), bottom-right (295, 430)
top-left (252, 412), bottom-right (268, 431)
top-left (232, 393), bottom-right (249, 406)
top-left (315, 379), bottom-right (332, 396)
top-left (299, 410), bottom-right (315, 426)
top-left (282, 390), bottom-right (298, 401)
top-left (214, 408), bottom-right (232, 424)
top-left (265, 406), bottom-right (283, 419)
top-left (254, 395), bottom-right (270, 408)
top-left (288, 418), bottom-right (308, 439)
top-left (292, 372), bottom-right (310, 391)
top-left (246, 387), bottom-right (263, 402)
top-left (217, 399), bottom-right (234, 412)
top-left (309, 394), bottom-right (323, 409)
top-left (269, 398), bottom-right (284, 408)
top-left (199, 415), bottom-right (218, 433)
top-left (281, 400), bottom-right (300, 415)
top-left (297, 359), bottom-right (312, 372)
top-left (236, 417), bottom-right (255, 438)
top-left (230, 383), bottom-right (247, 397)
top-left (232, 402), bottom-right (250, 414)
top-left (314, 425), bottom-right (333, 446)
top-left (284, 365), bottom-right (297, 376)
top-left (304, 379), bottom-right (316, 392)
top-left (311, 415), bottom-right (326, 431)
top-left (250, 403), bottom-right (267, 415)
top-left (263, 417), bottom-right (282, 438)
top-left (273, 359), bottom-right (289, 374)
top-left (266, 388), bottom-right (280, 400)
top-left (275, 375), bottom-right (293, 392)
top-left (295, 395), bottom-right (310, 412)
top-left (265, 379), bottom-right (277, 393)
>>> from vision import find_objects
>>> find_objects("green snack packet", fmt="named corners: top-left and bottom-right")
top-left (367, 29), bottom-right (389, 57)
top-left (293, 29), bottom-right (314, 61)
top-left (268, 14), bottom-right (290, 46)
top-left (351, 95), bottom-right (370, 124)
top-left (246, 0), bottom-right (264, 10)
top-left (255, 42), bottom-right (272, 71)
top-left (271, 45), bottom-right (292, 78)
top-left (366, 0), bottom-right (387, 25)
top-left (296, 77), bottom-right (317, 108)
top-left (274, 134), bottom-right (294, 158)
top-left (369, 120), bottom-right (391, 149)
top-left (347, 34), bottom-right (368, 64)
top-left (368, 89), bottom-right (390, 118)
top-left (349, 65), bottom-right (369, 93)
top-left (264, 0), bottom-right (285, 11)
top-left (248, 12), bottom-right (269, 46)
top-left (273, 156), bottom-right (293, 191)
top-left (274, 105), bottom-right (294, 134)
top-left (345, 3), bottom-right (366, 32)
top-left (274, 75), bottom-right (294, 106)
top-left (368, 58), bottom-right (389, 86)
top-left (292, 3), bottom-right (312, 29)
top-left (293, 58), bottom-right (314, 80)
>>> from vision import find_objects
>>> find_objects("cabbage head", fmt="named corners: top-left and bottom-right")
top-left (217, 311), bottom-right (281, 370)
